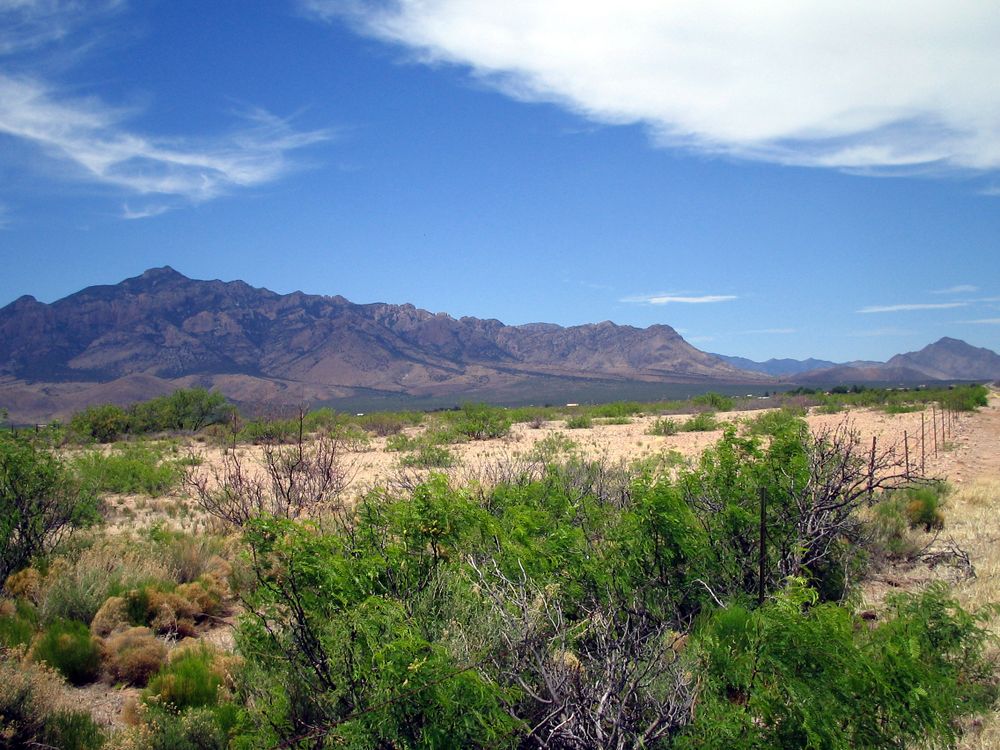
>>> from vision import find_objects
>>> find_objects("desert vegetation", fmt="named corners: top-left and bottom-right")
top-left (1, 383), bottom-right (998, 748)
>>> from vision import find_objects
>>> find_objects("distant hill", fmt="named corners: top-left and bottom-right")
top-left (886, 337), bottom-right (1000, 380)
top-left (0, 267), bottom-right (764, 422)
top-left (713, 354), bottom-right (839, 377)
top-left (792, 338), bottom-right (1000, 384)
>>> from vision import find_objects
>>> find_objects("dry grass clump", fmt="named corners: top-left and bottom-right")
top-left (38, 537), bottom-right (173, 625)
top-left (90, 595), bottom-right (130, 637)
top-left (3, 567), bottom-right (43, 603)
top-left (938, 479), bottom-right (1000, 750)
top-left (103, 626), bottom-right (167, 687)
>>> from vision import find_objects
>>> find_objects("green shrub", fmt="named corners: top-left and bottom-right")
top-left (145, 645), bottom-right (226, 712)
top-left (868, 495), bottom-right (922, 560)
top-left (744, 407), bottom-right (809, 437)
top-left (400, 445), bottom-right (456, 469)
top-left (43, 710), bottom-right (106, 750)
top-left (0, 598), bottom-right (37, 648)
top-left (39, 537), bottom-right (173, 626)
top-left (0, 435), bottom-right (99, 583)
top-left (679, 582), bottom-right (998, 749)
top-left (589, 401), bottom-right (644, 418)
top-left (682, 411), bottom-right (718, 432)
top-left (647, 417), bottom-right (679, 436)
top-left (72, 443), bottom-right (184, 496)
top-left (385, 433), bottom-right (420, 452)
top-left (31, 619), bottom-right (101, 685)
top-left (902, 484), bottom-right (947, 532)
top-left (69, 403), bottom-right (130, 443)
top-left (451, 403), bottom-right (511, 440)
top-left (565, 414), bottom-right (592, 429)
top-left (883, 403), bottom-right (922, 414)
top-left (598, 415), bottom-right (632, 425)
top-left (692, 392), bottom-right (735, 412)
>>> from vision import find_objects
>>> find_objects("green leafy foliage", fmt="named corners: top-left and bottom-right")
top-left (0, 598), bottom-right (38, 648)
top-left (692, 392), bottom-right (735, 411)
top-left (449, 403), bottom-right (512, 440)
top-left (0, 434), bottom-right (98, 582)
top-left (69, 389), bottom-right (231, 442)
top-left (399, 444), bottom-right (457, 468)
top-left (682, 411), bottom-right (719, 432)
top-left (71, 442), bottom-right (185, 496)
top-left (648, 416), bottom-right (680, 436)
top-left (903, 483), bottom-right (947, 531)
top-left (30, 618), bottom-right (102, 685)
top-left (565, 414), bottom-right (593, 429)
top-left (679, 582), bottom-right (998, 749)
top-left (145, 645), bottom-right (226, 712)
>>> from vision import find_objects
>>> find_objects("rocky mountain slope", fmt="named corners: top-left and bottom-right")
top-left (0, 267), bottom-right (760, 421)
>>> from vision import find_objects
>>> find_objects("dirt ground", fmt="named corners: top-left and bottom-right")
top-left (109, 401), bottom-right (972, 532)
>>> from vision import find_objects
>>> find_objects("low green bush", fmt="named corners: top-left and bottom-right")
top-left (450, 403), bottom-right (511, 440)
top-left (682, 412), bottom-right (718, 432)
top-left (744, 407), bottom-right (808, 438)
top-left (145, 645), bottom-right (225, 712)
top-left (400, 445), bottom-right (456, 469)
top-left (679, 581), bottom-right (998, 749)
top-left (868, 495), bottom-right (922, 560)
top-left (903, 484), bottom-right (947, 532)
top-left (647, 417), bottom-right (679, 436)
top-left (30, 619), bottom-right (102, 685)
top-left (385, 433), bottom-right (420, 452)
top-left (0, 598), bottom-right (37, 648)
top-left (72, 443), bottom-right (184, 496)
top-left (565, 414), bottom-right (593, 429)
top-left (692, 392), bottom-right (735, 412)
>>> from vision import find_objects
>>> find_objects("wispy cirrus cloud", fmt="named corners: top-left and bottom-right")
top-left (964, 318), bottom-right (1000, 325)
top-left (304, 1), bottom-right (1000, 172)
top-left (931, 284), bottom-right (979, 295)
top-left (857, 302), bottom-right (968, 314)
top-left (0, 0), bottom-right (123, 56)
top-left (0, 75), bottom-right (330, 205)
top-left (623, 292), bottom-right (737, 305)
top-left (0, 3), bottom-right (331, 214)
top-left (121, 202), bottom-right (170, 220)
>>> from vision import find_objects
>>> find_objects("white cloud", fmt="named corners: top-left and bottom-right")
top-left (857, 302), bottom-right (968, 313)
top-left (306, 1), bottom-right (1000, 171)
top-left (965, 318), bottom-right (1000, 324)
top-left (623, 292), bottom-right (737, 305)
top-left (121, 202), bottom-right (170, 220)
top-left (0, 75), bottom-right (330, 201)
top-left (931, 284), bottom-right (979, 294)
top-left (0, 0), bottom-right (123, 56)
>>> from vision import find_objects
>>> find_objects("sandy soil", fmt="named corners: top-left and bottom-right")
top-left (107, 402), bottom-right (969, 532)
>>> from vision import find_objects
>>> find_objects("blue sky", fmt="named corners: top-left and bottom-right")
top-left (1, 1), bottom-right (998, 362)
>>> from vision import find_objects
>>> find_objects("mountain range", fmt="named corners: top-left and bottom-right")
top-left (1, 268), bottom-right (997, 423)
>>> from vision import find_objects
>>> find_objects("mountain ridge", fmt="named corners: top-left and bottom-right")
top-left (0, 267), bottom-right (760, 422)
top-left (2, 268), bottom-right (997, 423)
